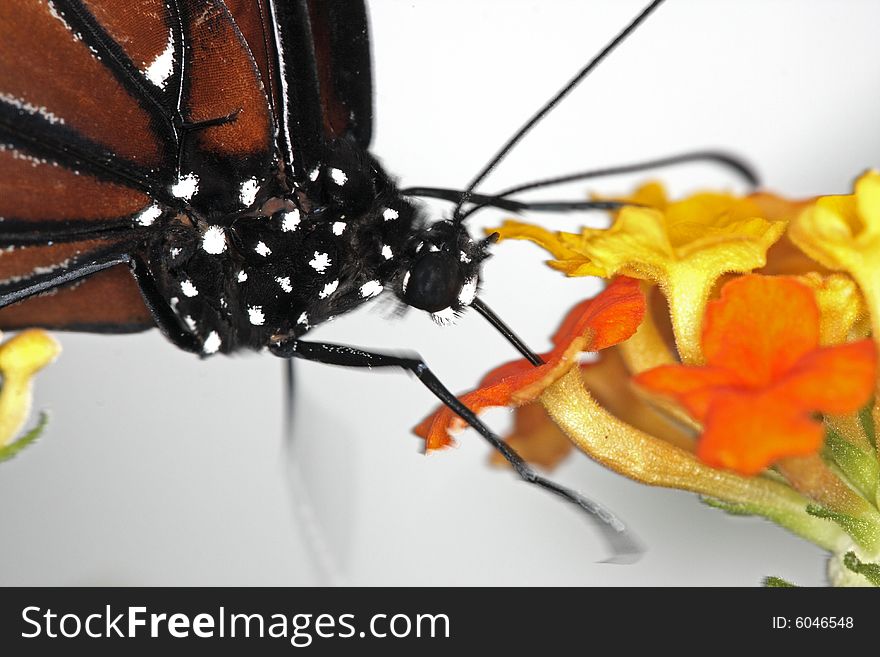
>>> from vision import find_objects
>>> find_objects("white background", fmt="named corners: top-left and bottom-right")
top-left (2, 0), bottom-right (880, 586)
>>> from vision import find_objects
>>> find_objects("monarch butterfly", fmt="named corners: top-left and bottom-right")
top-left (1, 0), bottom-right (872, 584)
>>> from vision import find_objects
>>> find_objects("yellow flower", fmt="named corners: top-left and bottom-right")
top-left (790, 170), bottom-right (880, 345)
top-left (796, 273), bottom-right (868, 347)
top-left (790, 171), bottom-right (880, 440)
top-left (493, 183), bottom-right (790, 363)
top-left (461, 179), bottom-right (880, 581)
top-left (0, 330), bottom-right (60, 449)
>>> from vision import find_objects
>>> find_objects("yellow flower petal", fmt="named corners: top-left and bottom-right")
top-left (796, 272), bottom-right (868, 346)
top-left (493, 183), bottom-right (788, 364)
top-left (615, 283), bottom-right (701, 432)
top-left (610, 180), bottom-right (670, 209)
top-left (492, 220), bottom-right (581, 261)
top-left (790, 171), bottom-right (880, 343)
top-left (790, 171), bottom-right (880, 439)
top-left (0, 330), bottom-right (61, 447)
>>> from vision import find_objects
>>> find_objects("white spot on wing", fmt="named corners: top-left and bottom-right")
top-left (171, 173), bottom-right (199, 200)
top-left (318, 279), bottom-right (339, 298)
top-left (329, 168), bottom-right (348, 186)
top-left (180, 280), bottom-right (198, 297)
top-left (458, 276), bottom-right (478, 306)
top-left (201, 226), bottom-right (226, 254)
top-left (182, 315), bottom-right (196, 331)
top-left (134, 204), bottom-right (162, 227)
top-left (360, 280), bottom-right (383, 298)
top-left (202, 331), bottom-right (221, 355)
top-left (239, 177), bottom-right (259, 207)
top-left (282, 209), bottom-right (301, 232)
top-left (309, 167), bottom-right (320, 181)
top-left (275, 276), bottom-right (292, 293)
top-left (170, 247), bottom-right (182, 258)
top-left (381, 245), bottom-right (393, 260)
top-left (255, 241), bottom-right (272, 257)
top-left (248, 306), bottom-right (265, 325)
top-left (402, 270), bottom-right (411, 294)
top-left (297, 311), bottom-right (309, 327)
top-left (383, 208), bottom-right (399, 221)
top-left (46, 1), bottom-right (74, 33)
top-left (237, 270), bottom-right (248, 282)
top-left (332, 221), bottom-right (347, 235)
top-left (144, 30), bottom-right (175, 89)
top-left (0, 92), bottom-right (65, 125)
top-left (309, 251), bottom-right (331, 272)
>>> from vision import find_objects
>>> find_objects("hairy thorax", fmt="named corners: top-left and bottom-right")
top-left (147, 157), bottom-right (419, 356)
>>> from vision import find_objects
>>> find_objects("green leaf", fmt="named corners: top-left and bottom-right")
top-left (763, 576), bottom-right (797, 587)
top-left (859, 402), bottom-right (876, 450)
top-left (0, 412), bottom-right (49, 463)
top-left (842, 552), bottom-right (880, 586)
top-left (701, 496), bottom-right (756, 516)
top-left (806, 504), bottom-right (879, 551)
top-left (823, 427), bottom-right (879, 501)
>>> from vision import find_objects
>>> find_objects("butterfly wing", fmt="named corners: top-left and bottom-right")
top-left (307, 0), bottom-right (373, 150)
top-left (0, 0), bottom-right (276, 331)
top-left (262, 0), bottom-right (373, 179)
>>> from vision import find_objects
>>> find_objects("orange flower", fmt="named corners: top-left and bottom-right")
top-left (635, 275), bottom-right (876, 475)
top-left (489, 347), bottom-right (695, 471)
top-left (414, 276), bottom-right (645, 451)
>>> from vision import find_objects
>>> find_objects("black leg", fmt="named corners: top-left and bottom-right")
top-left (284, 359), bottom-right (296, 443)
top-left (129, 257), bottom-right (201, 353)
top-left (270, 338), bottom-right (642, 560)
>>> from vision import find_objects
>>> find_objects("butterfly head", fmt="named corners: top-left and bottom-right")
top-left (396, 220), bottom-right (495, 324)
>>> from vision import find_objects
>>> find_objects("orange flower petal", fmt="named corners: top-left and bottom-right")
top-left (701, 275), bottom-right (820, 387)
top-left (634, 364), bottom-right (741, 421)
top-left (413, 277), bottom-right (645, 451)
top-left (698, 390), bottom-right (825, 475)
top-left (775, 339), bottom-right (877, 414)
top-left (549, 277), bottom-right (647, 353)
top-left (636, 275), bottom-right (878, 475)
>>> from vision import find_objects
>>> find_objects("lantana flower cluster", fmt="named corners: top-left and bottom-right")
top-left (416, 172), bottom-right (880, 587)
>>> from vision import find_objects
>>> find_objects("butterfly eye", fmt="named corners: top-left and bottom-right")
top-left (401, 251), bottom-right (464, 313)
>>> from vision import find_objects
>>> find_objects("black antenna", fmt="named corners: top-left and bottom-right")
top-left (456, 149), bottom-right (760, 221)
top-left (401, 149), bottom-right (759, 218)
top-left (402, 189), bottom-right (630, 214)
top-left (451, 0), bottom-right (666, 223)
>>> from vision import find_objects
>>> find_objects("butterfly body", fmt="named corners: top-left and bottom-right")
top-left (0, 0), bottom-right (486, 354)
top-left (144, 144), bottom-right (422, 355)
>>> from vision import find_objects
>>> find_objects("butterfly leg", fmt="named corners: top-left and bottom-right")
top-left (129, 257), bottom-right (201, 353)
top-left (270, 337), bottom-right (641, 560)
